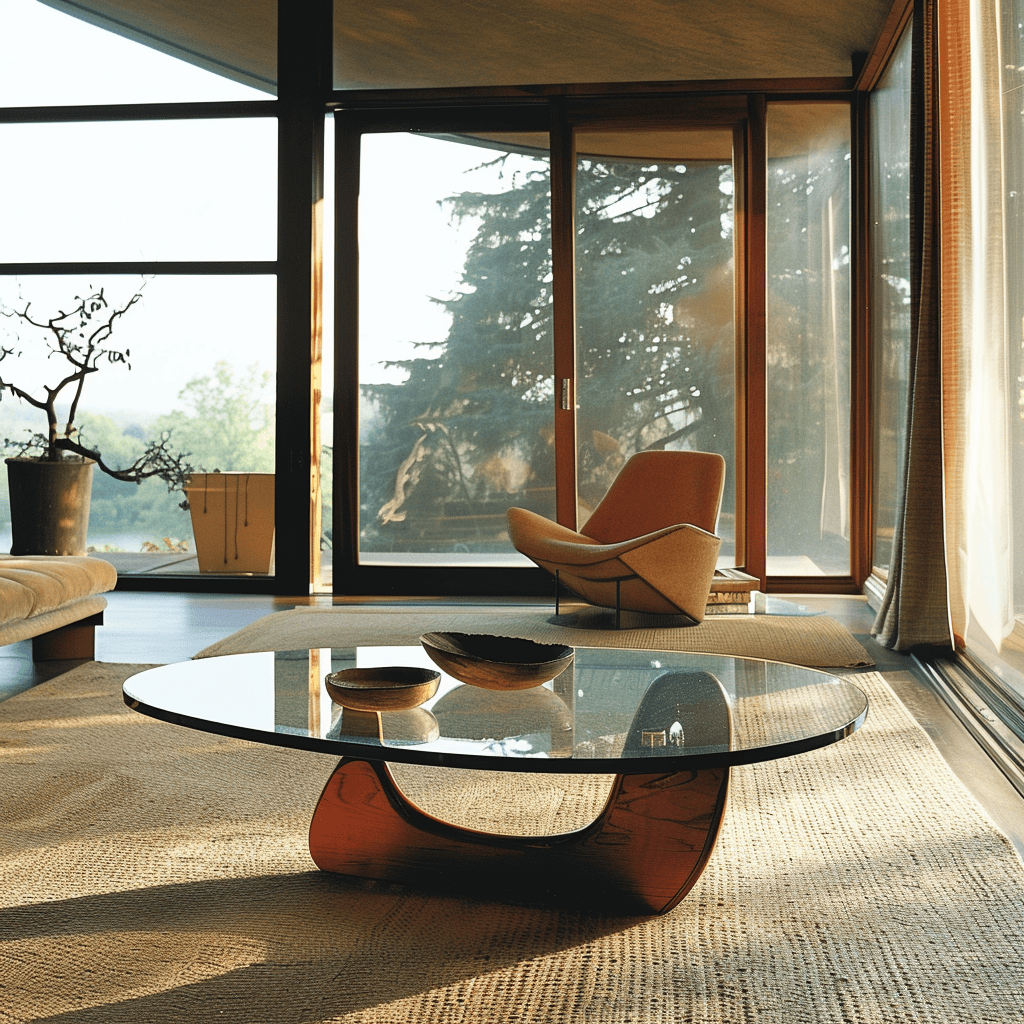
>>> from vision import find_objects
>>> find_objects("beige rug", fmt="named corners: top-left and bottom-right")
top-left (2, 662), bottom-right (1023, 1022)
top-left (194, 605), bottom-right (873, 668)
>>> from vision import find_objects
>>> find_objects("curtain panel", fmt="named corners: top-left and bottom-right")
top-left (873, 0), bottom-right (954, 651)
top-left (938, 0), bottom-right (972, 648)
top-left (876, 0), bottom-right (1019, 656)
top-left (944, 0), bottom-right (1016, 652)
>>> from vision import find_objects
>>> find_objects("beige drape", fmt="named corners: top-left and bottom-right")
top-left (938, 0), bottom-right (971, 648)
top-left (873, 0), bottom-right (954, 651)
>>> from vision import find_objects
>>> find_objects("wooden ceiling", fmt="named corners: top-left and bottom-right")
top-left (43, 0), bottom-right (897, 94)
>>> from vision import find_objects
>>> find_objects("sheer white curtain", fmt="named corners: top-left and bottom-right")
top-left (941, 0), bottom-right (1015, 651)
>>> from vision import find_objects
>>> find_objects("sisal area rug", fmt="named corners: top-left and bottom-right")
top-left (2, 661), bottom-right (1023, 1022)
top-left (194, 605), bottom-right (873, 668)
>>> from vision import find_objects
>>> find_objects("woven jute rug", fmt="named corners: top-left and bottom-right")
top-left (2, 661), bottom-right (1022, 1023)
top-left (194, 605), bottom-right (873, 668)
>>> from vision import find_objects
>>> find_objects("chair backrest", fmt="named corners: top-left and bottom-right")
top-left (580, 450), bottom-right (726, 544)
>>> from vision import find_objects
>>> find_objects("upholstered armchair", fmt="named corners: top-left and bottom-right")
top-left (507, 450), bottom-right (726, 626)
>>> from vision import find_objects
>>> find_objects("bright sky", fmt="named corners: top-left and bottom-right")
top-left (0, 2), bottom-right (532, 411)
top-left (358, 134), bottom-right (547, 384)
top-left (0, 0), bottom-right (263, 105)
top-left (0, 1), bottom-right (279, 421)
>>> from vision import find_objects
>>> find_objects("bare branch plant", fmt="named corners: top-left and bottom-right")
top-left (0, 284), bottom-right (195, 503)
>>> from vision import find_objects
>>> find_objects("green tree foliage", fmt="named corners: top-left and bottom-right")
top-left (572, 157), bottom-right (736, 511)
top-left (77, 412), bottom-right (189, 543)
top-left (81, 360), bottom-right (274, 546)
top-left (361, 145), bottom-right (735, 554)
top-left (152, 361), bottom-right (274, 475)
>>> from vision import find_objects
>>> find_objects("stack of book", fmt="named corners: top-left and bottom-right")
top-left (705, 568), bottom-right (759, 615)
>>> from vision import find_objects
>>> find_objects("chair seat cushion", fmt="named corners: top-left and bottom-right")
top-left (507, 506), bottom-right (722, 620)
top-left (507, 506), bottom-right (715, 567)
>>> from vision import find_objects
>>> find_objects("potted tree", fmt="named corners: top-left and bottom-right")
top-left (0, 284), bottom-right (193, 556)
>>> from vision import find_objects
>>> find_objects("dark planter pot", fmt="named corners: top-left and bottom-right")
top-left (5, 457), bottom-right (95, 556)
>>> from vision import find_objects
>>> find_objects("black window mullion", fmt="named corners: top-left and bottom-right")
top-left (274, 0), bottom-right (328, 596)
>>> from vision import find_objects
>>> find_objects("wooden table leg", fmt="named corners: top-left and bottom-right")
top-left (308, 758), bottom-right (729, 915)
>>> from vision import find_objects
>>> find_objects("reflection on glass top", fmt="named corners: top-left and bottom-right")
top-left (124, 647), bottom-right (867, 770)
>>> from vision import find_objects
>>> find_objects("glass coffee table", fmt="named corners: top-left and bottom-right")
top-left (123, 645), bottom-right (868, 915)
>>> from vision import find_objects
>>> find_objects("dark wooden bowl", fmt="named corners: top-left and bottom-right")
top-left (324, 666), bottom-right (441, 712)
top-left (419, 632), bottom-right (574, 690)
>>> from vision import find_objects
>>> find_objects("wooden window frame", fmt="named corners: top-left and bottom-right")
top-left (330, 88), bottom-right (870, 598)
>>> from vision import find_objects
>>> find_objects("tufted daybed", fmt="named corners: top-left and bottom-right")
top-left (0, 556), bottom-right (117, 660)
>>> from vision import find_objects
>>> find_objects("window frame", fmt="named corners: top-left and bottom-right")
top-left (0, 100), bottom-right (293, 593)
top-left (330, 90), bottom-right (868, 599)
top-left (1, 0), bottom-right (909, 597)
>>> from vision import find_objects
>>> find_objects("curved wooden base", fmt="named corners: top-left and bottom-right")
top-left (309, 758), bottom-right (729, 915)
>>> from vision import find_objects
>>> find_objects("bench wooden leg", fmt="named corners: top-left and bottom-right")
top-left (31, 613), bottom-right (103, 661)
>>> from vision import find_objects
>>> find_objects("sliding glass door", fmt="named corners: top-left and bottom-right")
top-left (355, 130), bottom-right (553, 568)
top-left (337, 98), bottom-right (855, 594)
top-left (573, 128), bottom-right (737, 561)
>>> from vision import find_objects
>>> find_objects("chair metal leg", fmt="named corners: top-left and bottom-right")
top-left (555, 570), bottom-right (560, 616)
top-left (615, 580), bottom-right (621, 629)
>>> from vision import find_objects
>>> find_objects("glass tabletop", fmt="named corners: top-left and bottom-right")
top-left (123, 646), bottom-right (868, 773)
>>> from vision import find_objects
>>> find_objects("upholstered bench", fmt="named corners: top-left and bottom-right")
top-left (0, 556), bottom-right (117, 660)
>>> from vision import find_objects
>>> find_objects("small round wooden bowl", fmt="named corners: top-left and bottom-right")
top-left (324, 666), bottom-right (441, 712)
top-left (419, 632), bottom-right (575, 691)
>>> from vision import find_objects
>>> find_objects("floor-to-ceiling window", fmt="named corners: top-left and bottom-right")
top-left (765, 102), bottom-right (853, 579)
top-left (953, 0), bottom-right (1024, 712)
top-left (0, 1), bottom-right (284, 583)
top-left (1001, 0), bottom-right (1024, 702)
top-left (2, 2), bottom-right (879, 599)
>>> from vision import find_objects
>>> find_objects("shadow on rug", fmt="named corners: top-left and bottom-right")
top-left (1, 662), bottom-right (1022, 1023)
